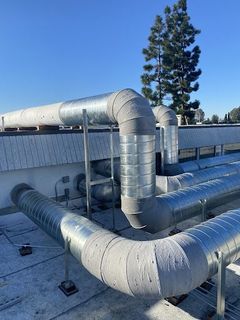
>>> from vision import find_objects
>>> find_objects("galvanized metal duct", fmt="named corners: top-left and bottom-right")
top-left (2, 93), bottom-right (113, 128)
top-left (93, 159), bottom-right (240, 195)
top-left (127, 173), bottom-right (240, 232)
top-left (166, 152), bottom-right (240, 175)
top-left (11, 184), bottom-right (240, 299)
top-left (4, 89), bottom-right (156, 231)
top-left (93, 159), bottom-right (121, 183)
top-left (152, 105), bottom-right (178, 165)
top-left (156, 161), bottom-right (240, 194)
top-left (77, 173), bottom-right (120, 203)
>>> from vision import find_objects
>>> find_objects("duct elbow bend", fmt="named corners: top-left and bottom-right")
top-left (107, 89), bottom-right (157, 231)
top-left (153, 105), bottom-right (178, 127)
top-left (82, 229), bottom-right (209, 299)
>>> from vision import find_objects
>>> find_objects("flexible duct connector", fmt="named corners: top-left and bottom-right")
top-left (153, 106), bottom-right (178, 165)
top-left (11, 184), bottom-right (240, 299)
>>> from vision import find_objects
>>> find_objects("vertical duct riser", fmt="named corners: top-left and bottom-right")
top-left (163, 125), bottom-right (178, 164)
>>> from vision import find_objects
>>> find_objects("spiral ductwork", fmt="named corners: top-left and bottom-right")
top-left (166, 152), bottom-right (240, 175)
top-left (153, 105), bottom-right (178, 165)
top-left (11, 184), bottom-right (240, 299)
top-left (3, 89), bottom-right (157, 231)
top-left (156, 161), bottom-right (240, 193)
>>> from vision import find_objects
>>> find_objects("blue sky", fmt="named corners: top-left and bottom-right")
top-left (0, 0), bottom-right (239, 118)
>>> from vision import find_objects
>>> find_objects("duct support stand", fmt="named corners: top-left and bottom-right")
top-left (216, 251), bottom-right (226, 320)
top-left (196, 147), bottom-right (200, 160)
top-left (110, 125), bottom-right (116, 231)
top-left (58, 237), bottom-right (78, 297)
top-left (200, 199), bottom-right (207, 222)
top-left (1, 116), bottom-right (4, 132)
top-left (221, 144), bottom-right (224, 156)
top-left (160, 127), bottom-right (165, 174)
top-left (82, 109), bottom-right (92, 220)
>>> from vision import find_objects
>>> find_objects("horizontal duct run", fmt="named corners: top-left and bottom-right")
top-left (92, 158), bottom-right (240, 194)
top-left (12, 184), bottom-right (240, 299)
top-left (156, 161), bottom-right (240, 193)
top-left (3, 89), bottom-right (157, 231)
top-left (5, 89), bottom-right (240, 233)
top-left (165, 152), bottom-right (240, 175)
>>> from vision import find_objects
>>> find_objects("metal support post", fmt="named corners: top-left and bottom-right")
top-left (160, 127), bottom-right (165, 174)
top-left (199, 199), bottom-right (207, 222)
top-left (64, 237), bottom-right (70, 283)
top-left (214, 145), bottom-right (217, 157)
top-left (110, 125), bottom-right (116, 231)
top-left (82, 109), bottom-right (92, 220)
top-left (58, 237), bottom-right (78, 296)
top-left (216, 251), bottom-right (226, 320)
top-left (221, 144), bottom-right (224, 156)
top-left (1, 116), bottom-right (4, 132)
top-left (196, 147), bottom-right (200, 160)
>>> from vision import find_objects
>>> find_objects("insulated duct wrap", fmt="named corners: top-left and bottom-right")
top-left (11, 184), bottom-right (240, 299)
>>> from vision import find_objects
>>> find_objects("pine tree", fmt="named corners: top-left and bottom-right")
top-left (163, 0), bottom-right (201, 123)
top-left (141, 15), bottom-right (167, 106)
top-left (141, 0), bottom-right (201, 120)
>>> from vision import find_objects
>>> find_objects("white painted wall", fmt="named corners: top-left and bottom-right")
top-left (0, 163), bottom-right (85, 209)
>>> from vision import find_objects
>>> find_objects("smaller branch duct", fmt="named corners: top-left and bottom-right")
top-left (167, 152), bottom-right (240, 175)
top-left (152, 105), bottom-right (178, 165)
top-left (11, 184), bottom-right (240, 299)
top-left (76, 173), bottom-right (120, 203)
top-left (156, 161), bottom-right (240, 193)
top-left (93, 159), bottom-right (121, 183)
top-left (93, 158), bottom-right (240, 233)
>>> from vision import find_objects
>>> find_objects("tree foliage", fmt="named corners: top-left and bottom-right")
top-left (141, 0), bottom-right (201, 123)
top-left (211, 114), bottom-right (219, 124)
top-left (230, 107), bottom-right (240, 123)
top-left (141, 16), bottom-right (166, 106)
top-left (195, 108), bottom-right (205, 122)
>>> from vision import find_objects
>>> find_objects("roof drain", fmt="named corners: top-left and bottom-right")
top-left (11, 184), bottom-right (240, 299)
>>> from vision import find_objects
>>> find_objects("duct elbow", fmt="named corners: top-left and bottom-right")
top-left (153, 105), bottom-right (178, 127)
top-left (107, 89), bottom-right (156, 135)
top-left (81, 229), bottom-right (209, 299)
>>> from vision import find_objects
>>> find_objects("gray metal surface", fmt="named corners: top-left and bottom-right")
top-left (0, 132), bottom-right (121, 172)
top-left (59, 93), bottom-right (113, 126)
top-left (1, 127), bottom-right (240, 173)
top-left (11, 184), bottom-right (240, 300)
top-left (156, 162), bottom-right (240, 193)
top-left (180, 153), bottom-right (240, 173)
top-left (163, 125), bottom-right (178, 164)
top-left (120, 135), bottom-right (155, 198)
top-left (153, 105), bottom-right (178, 165)
top-left (178, 125), bottom-right (240, 149)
